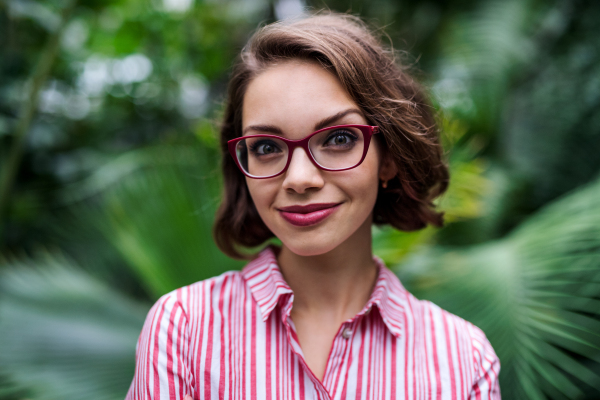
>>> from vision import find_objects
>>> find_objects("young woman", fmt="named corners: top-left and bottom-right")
top-left (126, 13), bottom-right (500, 400)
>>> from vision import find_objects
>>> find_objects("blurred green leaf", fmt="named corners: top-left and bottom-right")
top-left (433, 0), bottom-right (535, 132)
top-left (0, 252), bottom-right (149, 400)
top-left (393, 175), bottom-right (600, 399)
top-left (78, 143), bottom-right (244, 298)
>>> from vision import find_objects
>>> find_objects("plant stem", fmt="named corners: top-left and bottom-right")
top-left (0, 0), bottom-right (77, 241)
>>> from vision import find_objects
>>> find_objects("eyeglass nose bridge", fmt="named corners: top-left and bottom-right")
top-left (283, 140), bottom-right (323, 175)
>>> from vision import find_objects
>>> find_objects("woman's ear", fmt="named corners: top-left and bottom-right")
top-left (379, 151), bottom-right (398, 182)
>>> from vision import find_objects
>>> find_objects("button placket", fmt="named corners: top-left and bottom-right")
top-left (285, 319), bottom-right (332, 398)
top-left (321, 323), bottom-right (354, 398)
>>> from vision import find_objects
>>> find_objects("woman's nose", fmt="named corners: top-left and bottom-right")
top-left (282, 147), bottom-right (325, 193)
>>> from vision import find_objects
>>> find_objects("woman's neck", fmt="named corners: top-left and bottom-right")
top-left (276, 218), bottom-right (378, 322)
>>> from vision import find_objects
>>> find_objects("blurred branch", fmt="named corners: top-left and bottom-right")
top-left (0, 0), bottom-right (77, 239)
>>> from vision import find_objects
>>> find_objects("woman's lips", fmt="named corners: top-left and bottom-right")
top-left (278, 203), bottom-right (342, 227)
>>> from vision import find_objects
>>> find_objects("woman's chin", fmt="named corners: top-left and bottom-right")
top-left (279, 238), bottom-right (340, 258)
top-left (275, 216), bottom-right (371, 258)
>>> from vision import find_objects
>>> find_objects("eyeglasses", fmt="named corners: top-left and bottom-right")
top-left (228, 124), bottom-right (379, 179)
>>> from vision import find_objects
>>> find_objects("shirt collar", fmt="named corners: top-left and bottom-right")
top-left (241, 245), bottom-right (406, 338)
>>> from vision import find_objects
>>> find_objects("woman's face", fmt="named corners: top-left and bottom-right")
top-left (242, 60), bottom-right (393, 256)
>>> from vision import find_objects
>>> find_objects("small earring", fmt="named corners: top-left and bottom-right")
top-left (381, 179), bottom-right (388, 189)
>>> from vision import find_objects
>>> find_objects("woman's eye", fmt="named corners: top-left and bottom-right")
top-left (258, 144), bottom-right (275, 154)
top-left (250, 141), bottom-right (282, 155)
top-left (325, 131), bottom-right (356, 147)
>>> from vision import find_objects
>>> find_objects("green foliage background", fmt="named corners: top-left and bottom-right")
top-left (1, 0), bottom-right (599, 398)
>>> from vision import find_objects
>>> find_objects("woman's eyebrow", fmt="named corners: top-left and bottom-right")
top-left (242, 108), bottom-right (364, 136)
top-left (242, 124), bottom-right (283, 136)
top-left (313, 108), bottom-right (364, 131)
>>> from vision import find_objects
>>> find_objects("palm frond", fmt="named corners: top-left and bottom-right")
top-left (0, 252), bottom-right (149, 400)
top-left (61, 143), bottom-right (244, 298)
top-left (393, 176), bottom-right (600, 399)
top-left (0, 373), bottom-right (30, 400)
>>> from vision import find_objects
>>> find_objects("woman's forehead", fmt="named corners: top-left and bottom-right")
top-left (241, 108), bottom-right (366, 138)
top-left (241, 61), bottom-right (363, 135)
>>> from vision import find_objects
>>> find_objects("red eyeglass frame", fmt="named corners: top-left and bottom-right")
top-left (228, 124), bottom-right (380, 179)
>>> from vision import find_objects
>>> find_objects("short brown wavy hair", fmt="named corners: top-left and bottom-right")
top-left (214, 12), bottom-right (449, 259)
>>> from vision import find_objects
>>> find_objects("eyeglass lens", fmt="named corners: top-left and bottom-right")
top-left (235, 126), bottom-right (366, 178)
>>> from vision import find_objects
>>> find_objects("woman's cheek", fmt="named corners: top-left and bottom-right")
top-left (246, 179), bottom-right (279, 226)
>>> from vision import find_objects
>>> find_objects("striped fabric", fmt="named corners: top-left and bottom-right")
top-left (126, 246), bottom-right (500, 400)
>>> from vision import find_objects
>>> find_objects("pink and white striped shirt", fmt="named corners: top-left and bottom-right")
top-left (126, 246), bottom-right (500, 400)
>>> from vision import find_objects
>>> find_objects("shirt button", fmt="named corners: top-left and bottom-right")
top-left (342, 327), bottom-right (352, 339)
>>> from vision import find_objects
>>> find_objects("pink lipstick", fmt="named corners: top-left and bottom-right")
top-left (278, 203), bottom-right (342, 227)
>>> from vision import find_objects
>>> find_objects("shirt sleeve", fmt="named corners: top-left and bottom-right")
top-left (126, 292), bottom-right (195, 400)
top-left (469, 325), bottom-right (501, 400)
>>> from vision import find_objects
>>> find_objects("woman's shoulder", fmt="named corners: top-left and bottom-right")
top-left (404, 291), bottom-right (498, 364)
top-left (148, 269), bottom-right (251, 323)
top-left (379, 264), bottom-right (491, 349)
top-left (405, 293), bottom-right (501, 393)
top-left (403, 290), bottom-right (493, 348)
